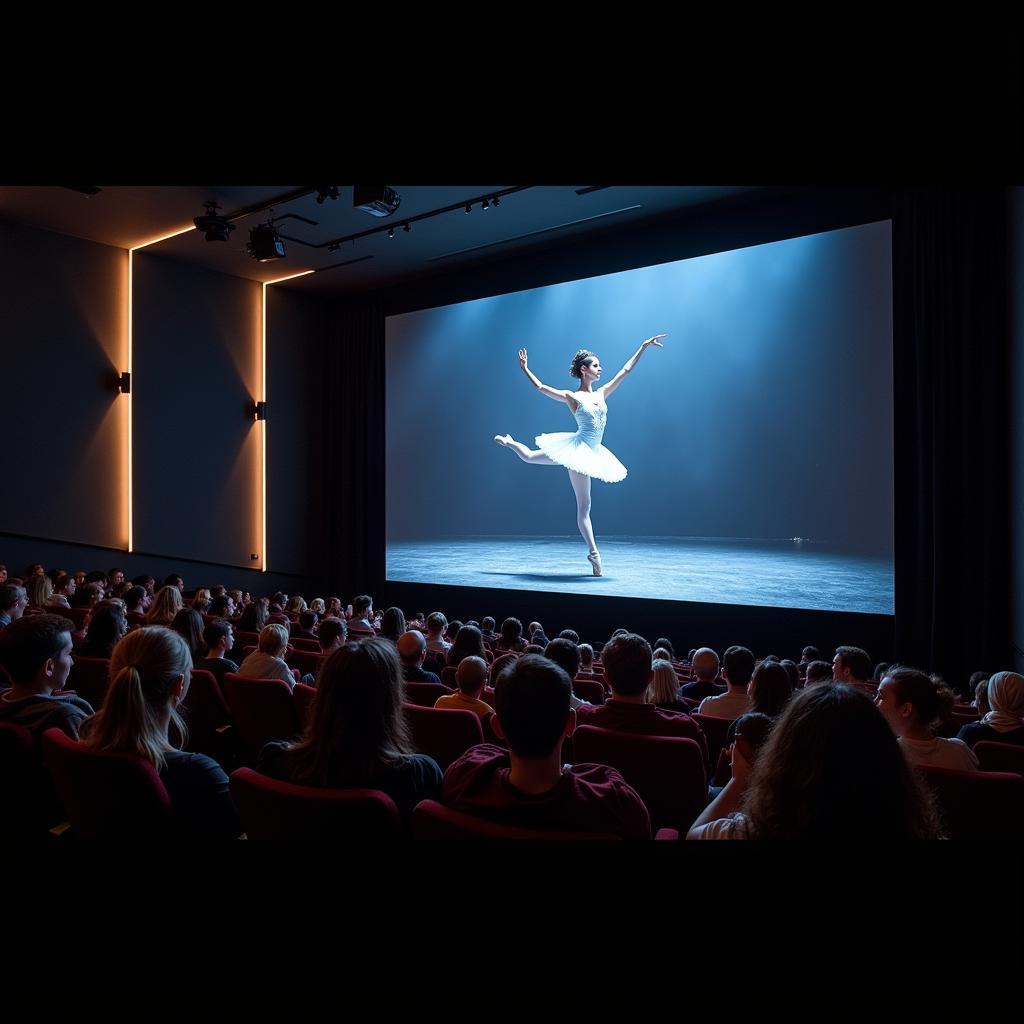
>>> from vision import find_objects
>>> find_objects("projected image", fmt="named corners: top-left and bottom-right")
top-left (386, 220), bottom-right (894, 614)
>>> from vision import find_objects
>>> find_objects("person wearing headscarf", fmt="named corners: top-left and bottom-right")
top-left (956, 672), bottom-right (1024, 749)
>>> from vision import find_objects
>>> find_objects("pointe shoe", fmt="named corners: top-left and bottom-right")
top-left (587, 550), bottom-right (603, 576)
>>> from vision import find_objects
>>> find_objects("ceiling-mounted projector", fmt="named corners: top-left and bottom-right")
top-left (353, 185), bottom-right (401, 218)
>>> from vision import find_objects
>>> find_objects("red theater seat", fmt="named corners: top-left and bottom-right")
top-left (403, 704), bottom-right (483, 771)
top-left (41, 727), bottom-right (175, 838)
top-left (973, 740), bottom-right (1024, 778)
top-left (919, 764), bottom-right (1024, 839)
top-left (572, 725), bottom-right (707, 832)
top-left (411, 799), bottom-right (620, 840)
top-left (65, 656), bottom-right (111, 710)
top-left (230, 768), bottom-right (402, 839)
top-left (403, 681), bottom-right (453, 707)
top-left (221, 674), bottom-right (301, 765)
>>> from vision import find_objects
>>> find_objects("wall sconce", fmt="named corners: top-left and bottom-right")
top-left (251, 400), bottom-right (267, 421)
top-left (116, 371), bottom-right (131, 394)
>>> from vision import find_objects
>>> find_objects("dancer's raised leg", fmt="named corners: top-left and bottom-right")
top-left (568, 469), bottom-right (601, 574)
top-left (494, 434), bottom-right (558, 465)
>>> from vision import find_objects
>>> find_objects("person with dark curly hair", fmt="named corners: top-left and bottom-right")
top-left (493, 334), bottom-right (667, 576)
top-left (687, 683), bottom-right (943, 839)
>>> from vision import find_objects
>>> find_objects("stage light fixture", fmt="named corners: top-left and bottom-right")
top-left (247, 222), bottom-right (286, 262)
top-left (315, 185), bottom-right (340, 204)
top-left (193, 200), bottom-right (235, 242)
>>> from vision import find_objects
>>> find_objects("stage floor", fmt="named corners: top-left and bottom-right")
top-left (387, 536), bottom-right (894, 614)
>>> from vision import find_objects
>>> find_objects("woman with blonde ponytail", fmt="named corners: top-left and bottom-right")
top-left (79, 627), bottom-right (240, 838)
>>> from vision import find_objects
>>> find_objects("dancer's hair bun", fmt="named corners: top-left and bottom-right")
top-left (569, 349), bottom-right (595, 379)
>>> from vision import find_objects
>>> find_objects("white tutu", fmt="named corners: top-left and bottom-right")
top-left (535, 432), bottom-right (627, 483)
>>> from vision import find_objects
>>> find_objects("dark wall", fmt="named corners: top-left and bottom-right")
top-left (133, 251), bottom-right (261, 567)
top-left (267, 286), bottom-right (326, 577)
top-left (0, 219), bottom-right (126, 547)
top-left (0, 532), bottom-right (317, 598)
top-left (0, 219), bottom-right (328, 590)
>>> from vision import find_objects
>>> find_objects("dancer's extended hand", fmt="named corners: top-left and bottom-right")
top-left (643, 333), bottom-right (668, 348)
top-left (518, 347), bottom-right (528, 369)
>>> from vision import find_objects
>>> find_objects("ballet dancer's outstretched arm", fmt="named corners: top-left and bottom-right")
top-left (517, 348), bottom-right (573, 405)
top-left (601, 334), bottom-right (667, 399)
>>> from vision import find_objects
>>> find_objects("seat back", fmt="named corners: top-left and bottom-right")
top-left (0, 722), bottom-right (64, 835)
top-left (287, 648), bottom-right (326, 679)
top-left (293, 683), bottom-right (317, 729)
top-left (411, 799), bottom-right (619, 840)
top-left (230, 768), bottom-right (402, 839)
top-left (573, 724), bottom-right (707, 831)
top-left (221, 673), bottom-right (301, 765)
top-left (64, 656), bottom-right (111, 710)
top-left (180, 668), bottom-right (232, 761)
top-left (691, 713), bottom-right (735, 770)
top-left (974, 740), bottom-right (1024, 777)
top-left (41, 727), bottom-right (175, 838)
top-left (403, 681), bottom-right (453, 707)
top-left (919, 764), bottom-right (1024, 839)
top-left (61, 606), bottom-right (90, 629)
top-left (402, 704), bottom-right (483, 771)
top-left (572, 677), bottom-right (606, 705)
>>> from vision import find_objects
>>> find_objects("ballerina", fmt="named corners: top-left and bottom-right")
top-left (495, 334), bottom-right (667, 576)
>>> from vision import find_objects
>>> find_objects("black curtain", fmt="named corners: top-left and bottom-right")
top-left (892, 188), bottom-right (1012, 683)
top-left (322, 298), bottom-right (386, 597)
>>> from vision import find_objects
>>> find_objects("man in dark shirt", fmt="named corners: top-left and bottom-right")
top-left (398, 630), bottom-right (443, 686)
top-left (291, 609), bottom-right (319, 641)
top-left (298, 616), bottom-right (348, 686)
top-left (678, 647), bottom-right (726, 702)
top-left (833, 645), bottom-right (876, 696)
top-left (348, 594), bottom-right (375, 635)
top-left (0, 613), bottom-right (93, 737)
top-left (195, 618), bottom-right (240, 684)
top-left (479, 616), bottom-right (499, 643)
top-left (442, 654), bottom-right (651, 838)
top-left (578, 633), bottom-right (709, 769)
